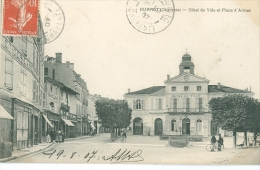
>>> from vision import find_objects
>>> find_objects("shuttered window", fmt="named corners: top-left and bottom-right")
top-left (5, 59), bottom-right (13, 89)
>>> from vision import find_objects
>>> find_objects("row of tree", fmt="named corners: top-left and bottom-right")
top-left (95, 99), bottom-right (132, 140)
top-left (209, 94), bottom-right (260, 147)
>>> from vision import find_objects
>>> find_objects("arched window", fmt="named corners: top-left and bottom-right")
top-left (136, 99), bottom-right (141, 109)
top-left (171, 119), bottom-right (176, 131)
top-left (196, 119), bottom-right (202, 132)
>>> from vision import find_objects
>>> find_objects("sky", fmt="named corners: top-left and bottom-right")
top-left (43, 0), bottom-right (260, 100)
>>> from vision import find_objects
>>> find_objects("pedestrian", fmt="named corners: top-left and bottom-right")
top-left (123, 131), bottom-right (127, 143)
top-left (46, 130), bottom-right (51, 143)
top-left (34, 131), bottom-right (38, 145)
top-left (217, 134), bottom-right (224, 151)
top-left (61, 130), bottom-right (64, 143)
top-left (210, 134), bottom-right (217, 151)
top-left (120, 131), bottom-right (124, 143)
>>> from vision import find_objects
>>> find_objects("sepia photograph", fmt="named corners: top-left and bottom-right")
top-left (0, 0), bottom-right (259, 168)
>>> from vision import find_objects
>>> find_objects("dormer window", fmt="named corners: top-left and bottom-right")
top-left (171, 86), bottom-right (176, 91)
top-left (184, 86), bottom-right (189, 91)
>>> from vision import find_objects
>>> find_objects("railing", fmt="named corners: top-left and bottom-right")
top-left (167, 108), bottom-right (205, 114)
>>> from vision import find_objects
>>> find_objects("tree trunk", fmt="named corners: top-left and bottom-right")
top-left (110, 127), bottom-right (114, 141)
top-left (253, 131), bottom-right (257, 147)
top-left (244, 131), bottom-right (247, 146)
top-left (233, 130), bottom-right (237, 148)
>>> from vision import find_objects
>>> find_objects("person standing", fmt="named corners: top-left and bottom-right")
top-left (210, 134), bottom-right (217, 151)
top-left (123, 131), bottom-right (127, 143)
top-left (46, 130), bottom-right (51, 143)
top-left (218, 134), bottom-right (224, 151)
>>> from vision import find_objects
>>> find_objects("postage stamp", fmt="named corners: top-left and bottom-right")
top-left (126, 0), bottom-right (175, 34)
top-left (2, 0), bottom-right (39, 36)
top-left (41, 0), bottom-right (65, 44)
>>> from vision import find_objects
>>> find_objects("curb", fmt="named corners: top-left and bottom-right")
top-left (0, 142), bottom-right (56, 163)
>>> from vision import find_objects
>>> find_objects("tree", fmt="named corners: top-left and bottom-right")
top-left (95, 99), bottom-right (132, 140)
top-left (209, 94), bottom-right (260, 148)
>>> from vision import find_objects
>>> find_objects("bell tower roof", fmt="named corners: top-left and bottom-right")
top-left (179, 53), bottom-right (195, 74)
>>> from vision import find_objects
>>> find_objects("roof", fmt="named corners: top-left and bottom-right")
top-left (126, 86), bottom-right (165, 95)
top-left (208, 85), bottom-right (252, 94)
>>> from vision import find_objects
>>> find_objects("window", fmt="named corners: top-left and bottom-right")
top-left (196, 119), bottom-right (202, 132)
top-left (156, 98), bottom-right (163, 110)
top-left (43, 92), bottom-right (46, 108)
top-left (20, 70), bottom-right (26, 96)
top-left (184, 86), bottom-right (189, 91)
top-left (44, 68), bottom-right (48, 75)
top-left (52, 69), bottom-right (55, 79)
top-left (171, 86), bottom-right (176, 91)
top-left (5, 59), bottom-right (13, 89)
top-left (33, 81), bottom-right (39, 103)
top-left (173, 98), bottom-right (177, 112)
top-left (197, 86), bottom-right (202, 91)
top-left (135, 99), bottom-right (141, 109)
top-left (39, 90), bottom-right (42, 107)
top-left (195, 98), bottom-right (203, 112)
top-left (184, 67), bottom-right (190, 73)
top-left (50, 85), bottom-right (53, 92)
top-left (171, 119), bottom-right (176, 131)
top-left (133, 99), bottom-right (145, 110)
top-left (183, 98), bottom-right (190, 112)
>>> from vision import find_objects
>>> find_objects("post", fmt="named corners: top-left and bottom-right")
top-left (244, 131), bottom-right (247, 146)
top-left (233, 130), bottom-right (237, 148)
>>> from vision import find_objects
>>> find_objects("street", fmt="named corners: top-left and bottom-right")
top-left (9, 133), bottom-right (260, 164)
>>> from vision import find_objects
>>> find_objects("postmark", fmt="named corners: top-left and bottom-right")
top-left (2, 0), bottom-right (39, 36)
top-left (41, 0), bottom-right (65, 44)
top-left (126, 0), bottom-right (175, 34)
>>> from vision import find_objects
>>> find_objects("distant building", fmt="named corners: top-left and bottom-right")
top-left (0, 16), bottom-right (45, 150)
top-left (44, 53), bottom-right (86, 138)
top-left (87, 94), bottom-right (100, 134)
top-left (124, 53), bottom-right (254, 137)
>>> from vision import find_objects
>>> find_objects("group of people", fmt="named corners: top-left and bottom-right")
top-left (210, 134), bottom-right (224, 151)
top-left (46, 129), bottom-right (65, 143)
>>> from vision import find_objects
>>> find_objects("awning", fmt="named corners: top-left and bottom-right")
top-left (42, 114), bottom-right (54, 128)
top-left (62, 118), bottom-right (75, 126)
top-left (0, 105), bottom-right (13, 120)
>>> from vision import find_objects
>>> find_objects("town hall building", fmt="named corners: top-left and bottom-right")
top-left (124, 53), bottom-right (254, 137)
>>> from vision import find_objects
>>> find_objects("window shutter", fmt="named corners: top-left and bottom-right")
top-left (170, 98), bottom-right (173, 108)
top-left (133, 100), bottom-right (136, 110)
top-left (142, 100), bottom-right (145, 110)
top-left (195, 98), bottom-right (199, 112)
top-left (156, 99), bottom-right (159, 110)
top-left (183, 98), bottom-right (186, 110)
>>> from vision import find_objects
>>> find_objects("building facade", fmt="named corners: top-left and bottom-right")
top-left (124, 54), bottom-right (254, 137)
top-left (0, 18), bottom-right (45, 150)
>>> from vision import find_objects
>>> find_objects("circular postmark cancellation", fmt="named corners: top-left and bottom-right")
top-left (41, 0), bottom-right (65, 44)
top-left (126, 0), bottom-right (175, 34)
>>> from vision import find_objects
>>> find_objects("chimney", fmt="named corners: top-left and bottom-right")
top-left (98, 95), bottom-right (101, 98)
top-left (128, 88), bottom-right (130, 93)
top-left (167, 74), bottom-right (170, 80)
top-left (217, 83), bottom-right (221, 89)
top-left (66, 61), bottom-right (70, 67)
top-left (70, 63), bottom-right (74, 70)
top-left (94, 94), bottom-right (97, 97)
top-left (56, 53), bottom-right (62, 63)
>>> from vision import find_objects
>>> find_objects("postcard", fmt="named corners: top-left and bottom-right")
top-left (0, 0), bottom-right (259, 168)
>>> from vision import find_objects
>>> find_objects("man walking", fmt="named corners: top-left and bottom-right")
top-left (210, 134), bottom-right (217, 151)
top-left (218, 134), bottom-right (224, 151)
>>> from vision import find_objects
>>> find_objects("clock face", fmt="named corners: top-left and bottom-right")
top-left (184, 75), bottom-right (189, 81)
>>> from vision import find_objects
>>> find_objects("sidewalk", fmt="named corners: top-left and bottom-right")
top-left (0, 135), bottom-right (91, 163)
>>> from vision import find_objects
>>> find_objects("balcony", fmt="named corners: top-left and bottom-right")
top-left (167, 108), bottom-right (205, 115)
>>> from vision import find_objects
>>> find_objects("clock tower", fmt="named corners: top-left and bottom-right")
top-left (179, 53), bottom-right (195, 74)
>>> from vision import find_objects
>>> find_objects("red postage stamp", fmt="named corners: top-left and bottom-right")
top-left (2, 0), bottom-right (39, 36)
